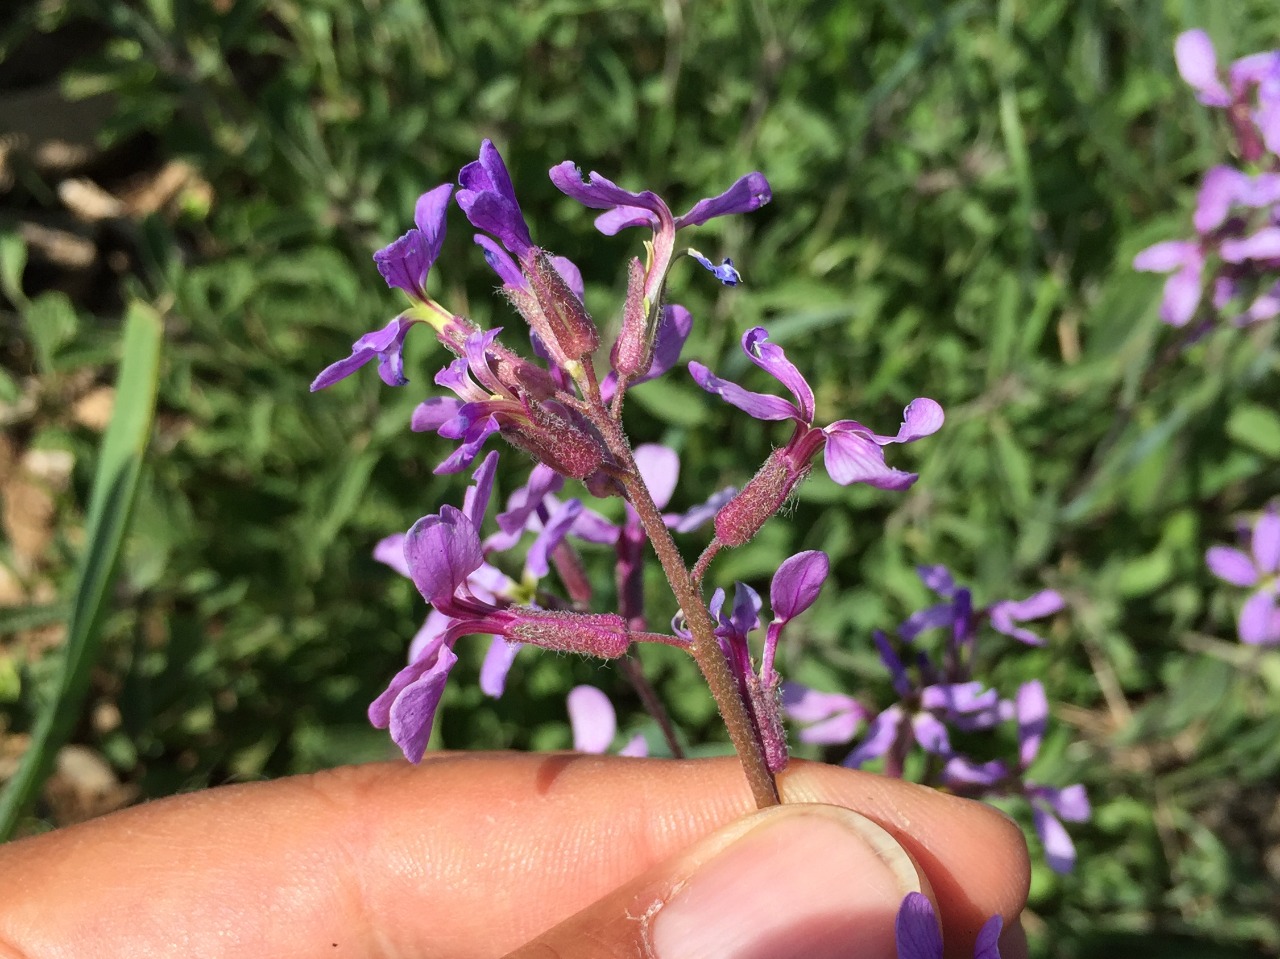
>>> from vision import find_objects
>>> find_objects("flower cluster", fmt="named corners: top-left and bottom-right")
top-left (1134, 30), bottom-right (1280, 328)
top-left (784, 565), bottom-right (1089, 873)
top-left (316, 140), bottom-right (944, 783)
top-left (1206, 504), bottom-right (1280, 645)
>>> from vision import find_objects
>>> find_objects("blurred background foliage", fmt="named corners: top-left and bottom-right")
top-left (1, 0), bottom-right (1279, 953)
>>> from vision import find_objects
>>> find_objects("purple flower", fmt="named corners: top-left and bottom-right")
top-left (1175, 31), bottom-right (1280, 158)
top-left (1206, 505), bottom-right (1280, 645)
top-left (411, 327), bottom-right (607, 477)
top-left (1132, 240), bottom-right (1205, 327)
top-left (782, 684), bottom-right (869, 745)
top-left (902, 565), bottom-right (1063, 651)
top-left (549, 160), bottom-right (771, 313)
top-left (690, 327), bottom-right (943, 546)
top-left (942, 681), bottom-right (1090, 874)
top-left (312, 184), bottom-right (454, 391)
top-left (373, 183), bottom-right (455, 301)
top-left (457, 140), bottom-right (533, 259)
top-left (895, 892), bottom-right (1003, 959)
top-left (695, 551), bottom-right (831, 773)
top-left (369, 453), bottom-right (633, 762)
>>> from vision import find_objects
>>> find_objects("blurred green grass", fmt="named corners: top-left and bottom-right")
top-left (1, 0), bottom-right (1279, 954)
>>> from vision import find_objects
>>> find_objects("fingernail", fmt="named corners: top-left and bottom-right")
top-left (649, 804), bottom-right (923, 959)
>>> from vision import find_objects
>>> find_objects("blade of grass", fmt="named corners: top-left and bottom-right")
top-left (0, 302), bottom-right (163, 840)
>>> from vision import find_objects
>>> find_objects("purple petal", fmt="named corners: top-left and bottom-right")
top-left (568, 507), bottom-right (621, 545)
top-left (457, 191), bottom-right (533, 259)
top-left (634, 444), bottom-right (681, 510)
top-left (989, 590), bottom-right (1063, 646)
top-left (781, 682), bottom-right (865, 739)
top-left (675, 172), bottom-right (772, 228)
top-left (912, 712), bottom-right (952, 755)
top-left (842, 706), bottom-right (903, 768)
top-left (404, 505), bottom-right (484, 603)
top-left (1254, 509), bottom-right (1280, 574)
top-left (524, 498), bottom-right (584, 578)
top-left (1206, 545), bottom-right (1259, 587)
top-left (874, 630), bottom-right (912, 697)
top-left (474, 233), bottom-right (527, 289)
top-left (619, 733), bottom-right (649, 757)
top-left (1194, 167), bottom-right (1248, 233)
top-left (386, 645), bottom-right (458, 763)
top-left (373, 231), bottom-right (434, 299)
top-left (899, 601), bottom-right (957, 641)
top-left (548, 161), bottom-right (668, 219)
top-left (495, 465), bottom-right (566, 541)
top-left (941, 756), bottom-right (1009, 787)
top-left (741, 327), bottom-right (815, 422)
top-left (884, 398), bottom-right (946, 444)
top-left (369, 630), bottom-right (447, 728)
top-left (310, 351), bottom-right (372, 392)
top-left (1221, 227), bottom-right (1280, 263)
top-left (723, 582), bottom-right (763, 638)
top-left (460, 140), bottom-right (520, 205)
top-left (373, 533), bottom-right (411, 579)
top-left (593, 205), bottom-right (660, 234)
top-left (463, 450), bottom-right (500, 529)
top-left (822, 427), bottom-right (919, 489)
top-left (409, 181), bottom-right (453, 264)
top-left (917, 565), bottom-right (958, 598)
top-left (1228, 50), bottom-right (1280, 91)
top-left (1160, 257), bottom-right (1205, 327)
top-left (1239, 588), bottom-right (1280, 645)
top-left (1016, 680), bottom-right (1049, 768)
top-left (921, 682), bottom-right (1001, 722)
top-left (1031, 802), bottom-right (1078, 874)
top-left (973, 914), bottom-right (1005, 959)
top-left (433, 413), bottom-right (501, 475)
top-left (687, 361), bottom-right (800, 421)
top-left (567, 685), bottom-right (617, 753)
top-left (1045, 783), bottom-right (1092, 822)
top-left (1175, 30), bottom-right (1230, 106)
top-left (665, 485), bottom-right (736, 533)
top-left (411, 396), bottom-right (466, 434)
top-left (770, 550), bottom-right (830, 621)
top-left (894, 892), bottom-right (943, 959)
top-left (479, 636), bottom-right (521, 698)
top-left (1133, 239), bottom-right (1198, 273)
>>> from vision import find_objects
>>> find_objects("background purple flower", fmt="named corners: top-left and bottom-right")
top-left (1207, 506), bottom-right (1280, 644)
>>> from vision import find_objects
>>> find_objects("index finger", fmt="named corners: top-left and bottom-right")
top-left (0, 754), bottom-right (1028, 959)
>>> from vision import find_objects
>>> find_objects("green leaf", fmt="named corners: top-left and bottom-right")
top-left (1226, 403), bottom-right (1280, 459)
top-left (22, 292), bottom-right (81, 374)
top-left (0, 302), bottom-right (163, 839)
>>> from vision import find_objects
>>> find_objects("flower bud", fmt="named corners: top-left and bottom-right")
top-left (508, 608), bottom-right (630, 658)
top-left (713, 450), bottom-right (808, 547)
top-left (610, 257), bottom-right (653, 380)
top-left (525, 249), bottom-right (600, 367)
top-left (511, 404), bottom-right (607, 480)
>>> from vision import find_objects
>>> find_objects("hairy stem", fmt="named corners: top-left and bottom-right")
top-left (590, 413), bottom-right (779, 807)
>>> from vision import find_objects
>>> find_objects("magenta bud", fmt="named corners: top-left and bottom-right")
top-left (713, 450), bottom-right (808, 547)
top-left (525, 250), bottom-right (600, 366)
top-left (508, 609), bottom-right (630, 658)
top-left (512, 405), bottom-right (607, 480)
top-left (489, 346), bottom-right (559, 402)
top-left (610, 257), bottom-right (653, 380)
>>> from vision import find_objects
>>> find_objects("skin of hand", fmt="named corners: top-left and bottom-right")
top-left (0, 754), bottom-right (1029, 959)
